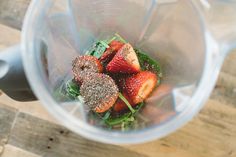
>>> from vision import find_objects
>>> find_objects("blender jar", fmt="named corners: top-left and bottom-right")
top-left (1, 0), bottom-right (235, 144)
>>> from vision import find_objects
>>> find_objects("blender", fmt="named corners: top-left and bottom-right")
top-left (0, 0), bottom-right (235, 144)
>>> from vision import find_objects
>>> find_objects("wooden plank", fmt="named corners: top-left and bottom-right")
top-left (0, 24), bottom-right (20, 50)
top-left (0, 104), bottom-right (17, 155)
top-left (0, 93), bottom-right (57, 123)
top-left (0, 0), bottom-right (30, 30)
top-left (8, 112), bottom-right (145, 157)
top-left (1, 145), bottom-right (40, 157)
top-left (210, 51), bottom-right (236, 107)
top-left (211, 51), bottom-right (236, 107)
top-left (127, 99), bottom-right (236, 157)
top-left (4, 99), bottom-right (235, 157)
top-left (221, 50), bottom-right (236, 77)
top-left (211, 72), bottom-right (236, 107)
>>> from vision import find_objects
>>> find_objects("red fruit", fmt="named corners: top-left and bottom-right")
top-left (99, 40), bottom-right (124, 64)
top-left (123, 71), bottom-right (158, 104)
top-left (110, 40), bottom-right (125, 52)
top-left (113, 93), bottom-right (134, 113)
top-left (99, 48), bottom-right (113, 63)
top-left (72, 55), bottom-right (103, 84)
top-left (106, 43), bottom-right (141, 74)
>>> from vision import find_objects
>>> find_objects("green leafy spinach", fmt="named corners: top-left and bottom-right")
top-left (66, 79), bottom-right (80, 99)
top-left (135, 49), bottom-right (162, 81)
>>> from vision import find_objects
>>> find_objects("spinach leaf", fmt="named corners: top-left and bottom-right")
top-left (134, 102), bottom-right (145, 114)
top-left (135, 49), bottom-right (162, 80)
top-left (102, 111), bottom-right (111, 120)
top-left (118, 93), bottom-right (135, 114)
top-left (105, 112), bottom-right (132, 126)
top-left (86, 33), bottom-right (127, 59)
top-left (114, 33), bottom-right (127, 43)
top-left (66, 80), bottom-right (80, 98)
top-left (53, 85), bottom-right (71, 101)
top-left (86, 41), bottom-right (108, 58)
top-left (105, 36), bottom-right (116, 44)
top-left (103, 102), bottom-right (145, 129)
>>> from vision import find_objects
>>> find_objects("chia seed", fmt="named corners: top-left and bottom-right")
top-left (80, 73), bottom-right (119, 112)
top-left (72, 56), bottom-right (102, 83)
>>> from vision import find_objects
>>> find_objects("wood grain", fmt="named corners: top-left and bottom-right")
top-left (1, 145), bottom-right (40, 157)
top-left (221, 51), bottom-right (236, 76)
top-left (127, 99), bottom-right (236, 157)
top-left (0, 24), bottom-right (20, 50)
top-left (211, 71), bottom-right (236, 107)
top-left (8, 112), bottom-right (145, 157)
top-left (1, 98), bottom-right (235, 157)
top-left (0, 0), bottom-right (30, 30)
top-left (210, 50), bottom-right (236, 108)
top-left (0, 104), bottom-right (17, 155)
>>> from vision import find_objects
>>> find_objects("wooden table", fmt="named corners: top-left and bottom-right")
top-left (0, 0), bottom-right (236, 157)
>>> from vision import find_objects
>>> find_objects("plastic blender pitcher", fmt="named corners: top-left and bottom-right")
top-left (0, 0), bottom-right (236, 144)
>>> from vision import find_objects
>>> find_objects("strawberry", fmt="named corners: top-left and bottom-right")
top-left (110, 40), bottom-right (125, 52)
top-left (108, 73), bottom-right (130, 89)
top-left (80, 73), bottom-right (119, 113)
top-left (106, 43), bottom-right (141, 74)
top-left (112, 92), bottom-right (134, 113)
top-left (122, 71), bottom-right (158, 104)
top-left (99, 40), bottom-right (124, 64)
top-left (72, 55), bottom-right (103, 84)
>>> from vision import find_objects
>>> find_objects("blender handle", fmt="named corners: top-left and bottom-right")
top-left (0, 45), bottom-right (37, 101)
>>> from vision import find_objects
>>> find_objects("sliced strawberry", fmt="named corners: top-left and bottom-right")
top-left (106, 43), bottom-right (141, 74)
top-left (80, 73), bottom-right (119, 113)
top-left (99, 40), bottom-right (124, 64)
top-left (72, 55), bottom-right (103, 84)
top-left (122, 71), bottom-right (158, 104)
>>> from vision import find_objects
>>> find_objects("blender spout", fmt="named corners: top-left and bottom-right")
top-left (196, 0), bottom-right (236, 54)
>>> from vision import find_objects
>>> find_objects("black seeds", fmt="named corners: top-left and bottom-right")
top-left (72, 56), bottom-right (102, 83)
top-left (80, 73), bottom-right (119, 111)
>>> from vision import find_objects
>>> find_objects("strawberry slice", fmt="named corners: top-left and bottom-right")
top-left (106, 43), bottom-right (141, 74)
top-left (72, 55), bottom-right (103, 84)
top-left (122, 71), bottom-right (158, 104)
top-left (99, 40), bottom-right (124, 64)
top-left (80, 73), bottom-right (119, 113)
